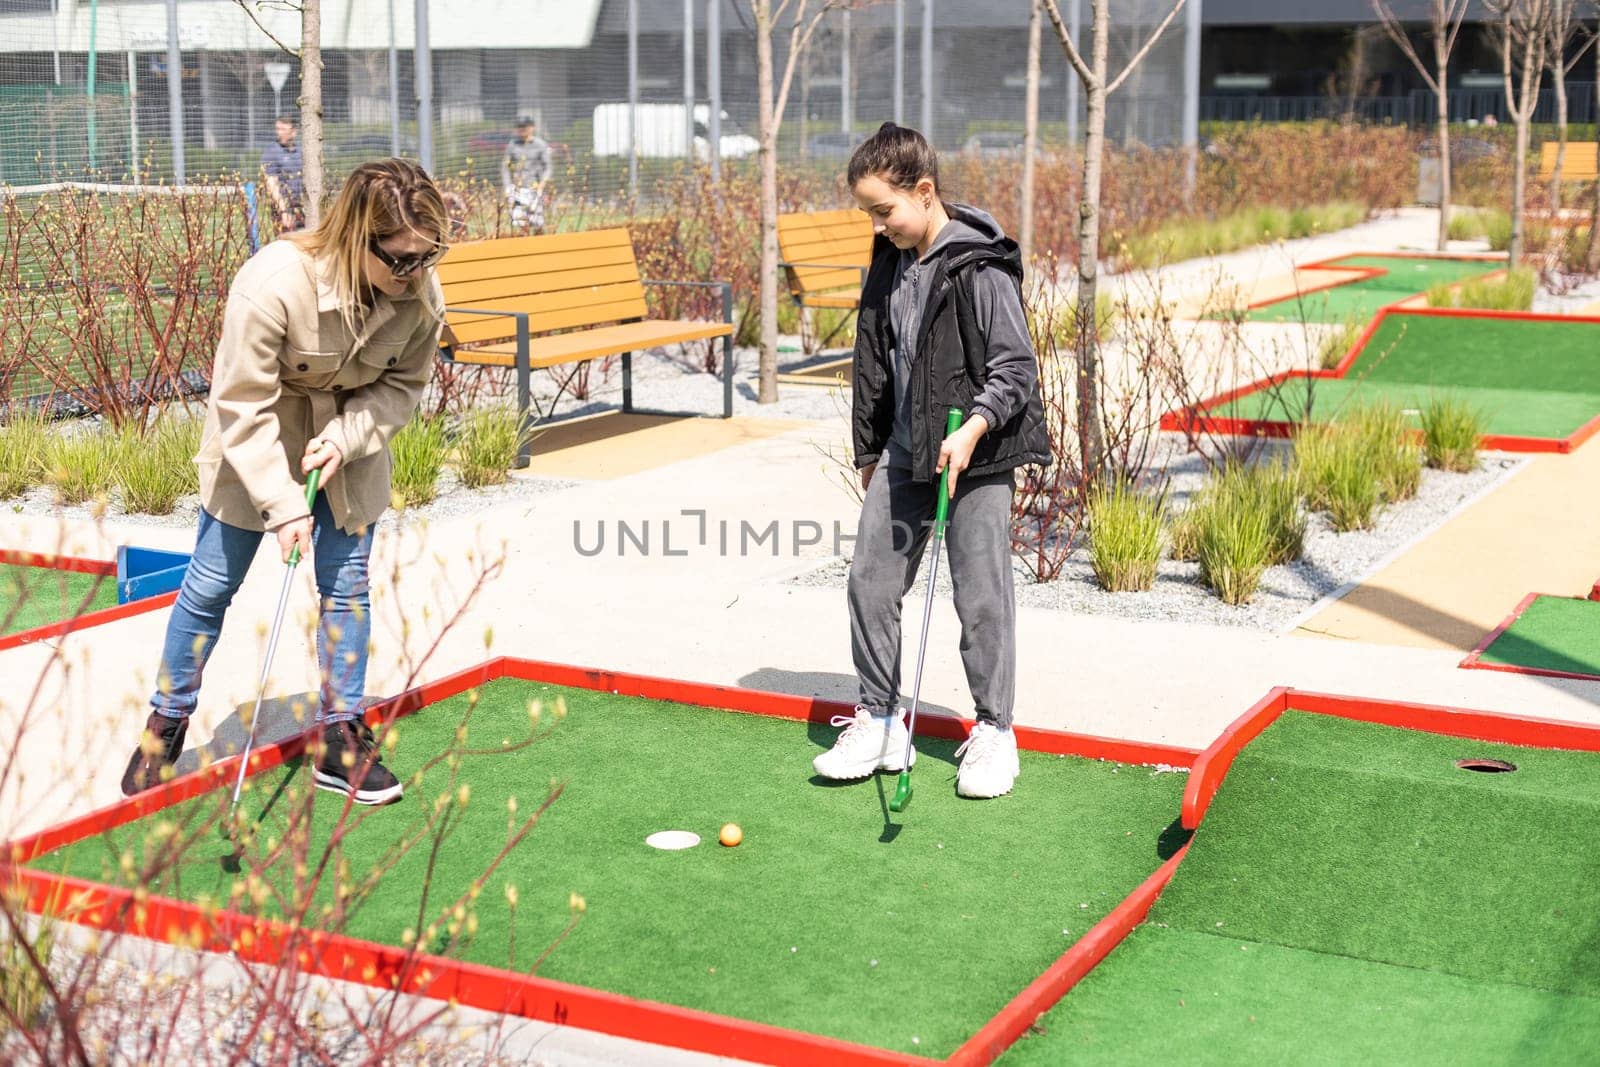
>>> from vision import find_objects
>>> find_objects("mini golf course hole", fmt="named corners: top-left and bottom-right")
top-left (1455, 758), bottom-right (1517, 773)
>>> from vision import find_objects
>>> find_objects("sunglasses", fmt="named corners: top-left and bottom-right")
top-left (368, 237), bottom-right (448, 278)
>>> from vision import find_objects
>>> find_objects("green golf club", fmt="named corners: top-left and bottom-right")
top-left (889, 408), bottom-right (963, 814)
top-left (222, 468), bottom-right (320, 872)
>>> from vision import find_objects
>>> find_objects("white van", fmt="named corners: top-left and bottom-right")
top-left (592, 103), bottom-right (759, 161)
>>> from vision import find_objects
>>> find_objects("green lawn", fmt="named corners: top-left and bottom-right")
top-left (1001, 711), bottom-right (1600, 1062)
top-left (1208, 312), bottom-right (1600, 442)
top-left (29, 679), bottom-right (1188, 1057)
top-left (1476, 595), bottom-right (1600, 678)
top-left (0, 562), bottom-right (119, 636)
top-left (1245, 255), bottom-right (1502, 323)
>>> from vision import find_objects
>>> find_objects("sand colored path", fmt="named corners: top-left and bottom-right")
top-left (523, 412), bottom-right (810, 480)
top-left (1295, 442), bottom-right (1600, 651)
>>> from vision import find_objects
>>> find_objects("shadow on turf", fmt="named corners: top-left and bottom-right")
top-left (175, 690), bottom-right (351, 778)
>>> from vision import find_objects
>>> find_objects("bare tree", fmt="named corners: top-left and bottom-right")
top-left (234, 0), bottom-right (325, 229)
top-left (1020, 0), bottom-right (1043, 268)
top-left (1371, 1), bottom-right (1470, 251)
top-left (1488, 0), bottom-right (1550, 266)
top-left (750, 1), bottom-right (874, 404)
top-left (1038, 0), bottom-right (1185, 479)
top-left (1543, 0), bottom-right (1597, 215)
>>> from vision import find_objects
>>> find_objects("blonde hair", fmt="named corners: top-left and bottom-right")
top-left (291, 158), bottom-right (448, 330)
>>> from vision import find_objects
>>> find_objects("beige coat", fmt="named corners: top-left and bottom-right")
top-left (197, 240), bottom-right (444, 534)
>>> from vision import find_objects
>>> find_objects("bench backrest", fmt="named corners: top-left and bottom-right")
top-left (435, 228), bottom-right (648, 346)
top-left (1539, 140), bottom-right (1599, 180)
top-left (777, 209), bottom-right (873, 294)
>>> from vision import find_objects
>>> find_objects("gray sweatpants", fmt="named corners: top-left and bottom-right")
top-left (847, 463), bottom-right (1017, 728)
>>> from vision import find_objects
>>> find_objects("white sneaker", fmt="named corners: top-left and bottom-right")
top-left (812, 706), bottom-right (916, 780)
top-left (955, 721), bottom-right (1020, 798)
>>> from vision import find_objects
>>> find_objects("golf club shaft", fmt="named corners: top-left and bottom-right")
top-left (230, 468), bottom-right (321, 806)
top-left (231, 561), bottom-right (298, 803)
top-left (897, 408), bottom-right (963, 769)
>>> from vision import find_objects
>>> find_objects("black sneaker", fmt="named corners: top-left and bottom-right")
top-left (121, 712), bottom-right (189, 796)
top-left (312, 720), bottom-right (403, 806)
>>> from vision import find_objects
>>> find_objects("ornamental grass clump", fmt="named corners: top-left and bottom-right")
top-left (116, 416), bottom-right (201, 515)
top-left (1180, 460), bottom-right (1304, 605)
top-left (1193, 483), bottom-right (1274, 606)
top-left (1419, 392), bottom-right (1484, 473)
top-left (390, 414), bottom-right (451, 507)
top-left (455, 405), bottom-right (533, 489)
top-left (1087, 481), bottom-right (1164, 592)
top-left (0, 410), bottom-right (48, 499)
top-left (42, 424), bottom-right (119, 505)
top-left (1347, 400), bottom-right (1422, 504)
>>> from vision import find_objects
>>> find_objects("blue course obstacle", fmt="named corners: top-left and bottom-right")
top-left (115, 546), bottom-right (191, 605)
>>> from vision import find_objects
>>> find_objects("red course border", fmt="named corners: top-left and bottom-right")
top-left (1167, 284), bottom-right (1600, 455)
top-left (0, 549), bottom-right (179, 653)
top-left (3, 656), bottom-right (1199, 1067)
top-left (1459, 591), bottom-right (1600, 683)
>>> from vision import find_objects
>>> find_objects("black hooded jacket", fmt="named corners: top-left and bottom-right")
top-left (851, 204), bottom-right (1052, 483)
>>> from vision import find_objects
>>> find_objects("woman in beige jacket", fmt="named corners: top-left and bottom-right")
top-left (122, 158), bottom-right (449, 805)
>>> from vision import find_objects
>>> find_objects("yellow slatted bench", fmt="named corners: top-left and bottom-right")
top-left (435, 227), bottom-right (735, 466)
top-left (1538, 141), bottom-right (1599, 183)
top-left (777, 208), bottom-right (873, 327)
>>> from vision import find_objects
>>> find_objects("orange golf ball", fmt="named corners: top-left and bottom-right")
top-left (719, 823), bottom-right (743, 847)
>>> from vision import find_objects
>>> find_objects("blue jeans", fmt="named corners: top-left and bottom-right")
top-left (150, 491), bottom-right (372, 724)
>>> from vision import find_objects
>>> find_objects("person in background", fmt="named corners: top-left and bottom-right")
top-left (502, 115), bottom-right (552, 234)
top-left (262, 114), bottom-right (305, 234)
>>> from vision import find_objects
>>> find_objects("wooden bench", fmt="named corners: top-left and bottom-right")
top-left (1538, 141), bottom-right (1599, 183)
top-left (777, 209), bottom-right (872, 350)
top-left (435, 228), bottom-right (735, 466)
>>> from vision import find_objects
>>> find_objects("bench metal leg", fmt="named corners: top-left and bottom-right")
top-left (514, 312), bottom-right (532, 469)
top-left (621, 351), bottom-right (633, 414)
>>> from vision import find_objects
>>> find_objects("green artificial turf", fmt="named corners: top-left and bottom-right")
top-left (1344, 312), bottom-right (1600, 392)
top-left (1477, 595), bottom-right (1600, 678)
top-left (28, 679), bottom-right (1188, 1057)
top-left (1001, 927), bottom-right (1600, 1065)
top-left (1213, 377), bottom-right (1600, 440)
top-left (0, 562), bottom-right (119, 637)
top-left (1001, 711), bottom-right (1600, 1062)
top-left (1208, 312), bottom-right (1600, 441)
top-left (1245, 256), bottom-right (1501, 323)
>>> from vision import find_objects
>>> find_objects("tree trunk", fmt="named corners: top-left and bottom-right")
top-left (1550, 60), bottom-right (1568, 216)
top-left (1075, 0), bottom-right (1108, 481)
top-left (1588, 42), bottom-right (1600, 270)
top-left (1020, 0), bottom-right (1041, 268)
top-left (756, 1), bottom-right (779, 404)
top-left (1434, 33), bottom-right (1451, 252)
top-left (300, 0), bottom-right (324, 228)
top-left (1510, 107), bottom-right (1529, 265)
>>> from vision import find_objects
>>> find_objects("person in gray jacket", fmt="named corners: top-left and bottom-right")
top-left (502, 115), bottom-right (552, 234)
top-left (813, 121), bottom-right (1049, 799)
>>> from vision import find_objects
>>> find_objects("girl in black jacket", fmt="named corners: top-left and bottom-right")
top-left (812, 122), bottom-right (1049, 799)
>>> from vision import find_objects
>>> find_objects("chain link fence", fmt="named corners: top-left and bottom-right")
top-left (0, 1), bottom-right (1194, 197)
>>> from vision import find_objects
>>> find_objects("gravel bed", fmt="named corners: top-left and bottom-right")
top-left (1533, 273), bottom-right (1600, 315)
top-left (791, 435), bottom-right (1526, 634)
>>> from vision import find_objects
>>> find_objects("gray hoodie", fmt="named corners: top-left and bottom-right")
top-left (882, 205), bottom-right (1035, 469)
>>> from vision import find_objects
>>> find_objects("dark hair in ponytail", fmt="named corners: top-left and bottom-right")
top-left (847, 121), bottom-right (940, 193)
